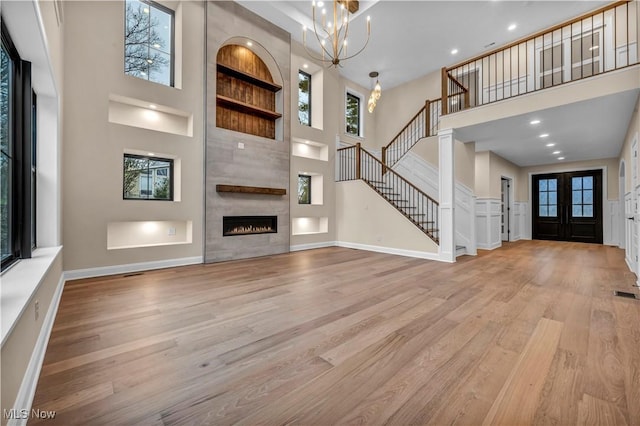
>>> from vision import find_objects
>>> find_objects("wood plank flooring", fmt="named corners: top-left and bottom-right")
top-left (30, 240), bottom-right (640, 425)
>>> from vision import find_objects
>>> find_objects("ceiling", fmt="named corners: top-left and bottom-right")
top-left (237, 0), bottom-right (609, 89)
top-left (455, 89), bottom-right (640, 167)
top-left (237, 1), bottom-right (637, 167)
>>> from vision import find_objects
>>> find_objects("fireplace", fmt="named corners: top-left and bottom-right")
top-left (223, 216), bottom-right (277, 236)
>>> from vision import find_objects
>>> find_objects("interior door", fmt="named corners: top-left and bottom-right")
top-left (501, 178), bottom-right (510, 241)
top-left (533, 170), bottom-right (603, 243)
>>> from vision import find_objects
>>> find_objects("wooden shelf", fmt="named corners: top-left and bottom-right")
top-left (217, 63), bottom-right (282, 92)
top-left (216, 185), bottom-right (286, 196)
top-left (216, 95), bottom-right (282, 120)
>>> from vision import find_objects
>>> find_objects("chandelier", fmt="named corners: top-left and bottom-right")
top-left (367, 71), bottom-right (381, 113)
top-left (302, 0), bottom-right (371, 67)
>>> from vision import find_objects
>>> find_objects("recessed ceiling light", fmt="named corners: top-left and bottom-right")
top-left (558, 157), bottom-right (565, 160)
top-left (508, 23), bottom-right (517, 31)
top-left (546, 143), bottom-right (555, 147)
top-left (451, 49), bottom-right (459, 55)
top-left (539, 133), bottom-right (549, 138)
top-left (303, 63), bottom-right (309, 69)
top-left (530, 119), bottom-right (541, 125)
top-left (149, 104), bottom-right (157, 109)
top-left (246, 41), bottom-right (253, 47)
top-left (552, 150), bottom-right (561, 154)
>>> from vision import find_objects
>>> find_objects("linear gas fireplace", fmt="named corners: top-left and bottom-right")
top-left (223, 216), bottom-right (277, 237)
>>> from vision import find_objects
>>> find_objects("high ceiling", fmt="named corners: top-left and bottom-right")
top-left (237, 1), bottom-right (610, 89)
top-left (237, 1), bottom-right (637, 168)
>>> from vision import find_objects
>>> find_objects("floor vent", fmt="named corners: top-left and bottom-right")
top-left (123, 272), bottom-right (144, 278)
top-left (613, 290), bottom-right (639, 300)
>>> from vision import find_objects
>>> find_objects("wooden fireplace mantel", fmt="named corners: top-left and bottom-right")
top-left (216, 184), bottom-right (286, 196)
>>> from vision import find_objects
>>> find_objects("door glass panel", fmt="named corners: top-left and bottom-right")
top-left (571, 176), bottom-right (594, 218)
top-left (572, 177), bottom-right (582, 189)
top-left (583, 176), bottom-right (593, 189)
top-left (538, 178), bottom-right (558, 217)
top-left (573, 205), bottom-right (583, 217)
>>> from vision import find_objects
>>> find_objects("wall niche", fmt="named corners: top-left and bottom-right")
top-left (216, 44), bottom-right (282, 139)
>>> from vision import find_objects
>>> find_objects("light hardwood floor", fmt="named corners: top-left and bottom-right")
top-left (31, 240), bottom-right (640, 425)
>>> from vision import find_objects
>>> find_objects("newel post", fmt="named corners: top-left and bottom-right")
top-left (355, 143), bottom-right (361, 180)
top-left (381, 146), bottom-right (387, 174)
top-left (425, 99), bottom-right (431, 137)
top-left (441, 67), bottom-right (448, 115)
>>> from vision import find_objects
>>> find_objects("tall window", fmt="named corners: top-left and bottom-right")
top-left (123, 154), bottom-right (173, 201)
top-left (1, 36), bottom-right (12, 267)
top-left (298, 174), bottom-right (311, 204)
top-left (346, 92), bottom-right (361, 136)
top-left (1, 22), bottom-right (35, 271)
top-left (298, 70), bottom-right (311, 126)
top-left (124, 0), bottom-right (174, 87)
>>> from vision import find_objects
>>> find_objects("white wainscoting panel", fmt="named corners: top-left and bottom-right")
top-left (395, 151), bottom-right (476, 254)
top-left (476, 198), bottom-right (502, 250)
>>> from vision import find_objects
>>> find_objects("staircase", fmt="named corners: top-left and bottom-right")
top-left (337, 143), bottom-right (439, 244)
top-left (382, 98), bottom-right (441, 169)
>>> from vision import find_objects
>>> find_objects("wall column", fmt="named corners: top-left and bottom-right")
top-left (439, 128), bottom-right (455, 262)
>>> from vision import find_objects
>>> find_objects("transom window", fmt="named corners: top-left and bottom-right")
top-left (346, 92), bottom-right (361, 136)
top-left (298, 70), bottom-right (311, 126)
top-left (124, 0), bottom-right (174, 86)
top-left (123, 154), bottom-right (173, 201)
top-left (538, 178), bottom-right (558, 217)
top-left (572, 176), bottom-right (594, 217)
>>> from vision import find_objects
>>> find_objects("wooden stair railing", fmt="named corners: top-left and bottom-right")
top-left (442, 1), bottom-right (636, 113)
top-left (337, 143), bottom-right (439, 244)
top-left (442, 67), bottom-right (469, 115)
top-left (381, 98), bottom-right (442, 170)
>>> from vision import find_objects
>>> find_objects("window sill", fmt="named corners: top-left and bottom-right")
top-left (1, 246), bottom-right (62, 347)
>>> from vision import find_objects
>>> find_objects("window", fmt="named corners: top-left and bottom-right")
top-left (346, 92), bottom-right (361, 136)
top-left (1, 22), bottom-right (35, 271)
top-left (123, 154), bottom-right (173, 200)
top-left (298, 174), bottom-right (311, 204)
top-left (298, 70), bottom-right (311, 126)
top-left (538, 178), bottom-right (558, 217)
top-left (572, 176), bottom-right (594, 217)
top-left (31, 92), bottom-right (37, 249)
top-left (124, 0), bottom-right (174, 87)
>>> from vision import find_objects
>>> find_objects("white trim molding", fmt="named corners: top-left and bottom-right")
top-left (337, 241), bottom-right (441, 262)
top-left (476, 198), bottom-right (502, 250)
top-left (290, 241), bottom-right (338, 252)
top-left (64, 256), bottom-right (203, 281)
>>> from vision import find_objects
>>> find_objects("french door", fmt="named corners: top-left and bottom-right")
top-left (532, 170), bottom-right (603, 243)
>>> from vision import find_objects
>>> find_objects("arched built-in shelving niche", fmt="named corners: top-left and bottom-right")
top-left (216, 43), bottom-right (283, 140)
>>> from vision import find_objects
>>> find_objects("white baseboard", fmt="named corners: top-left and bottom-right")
top-left (64, 256), bottom-right (203, 281)
top-left (336, 241), bottom-right (441, 261)
top-left (9, 274), bottom-right (65, 426)
top-left (477, 242), bottom-right (502, 250)
top-left (290, 241), bottom-right (337, 252)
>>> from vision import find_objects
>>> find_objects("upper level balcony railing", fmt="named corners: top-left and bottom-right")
top-left (442, 1), bottom-right (638, 115)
